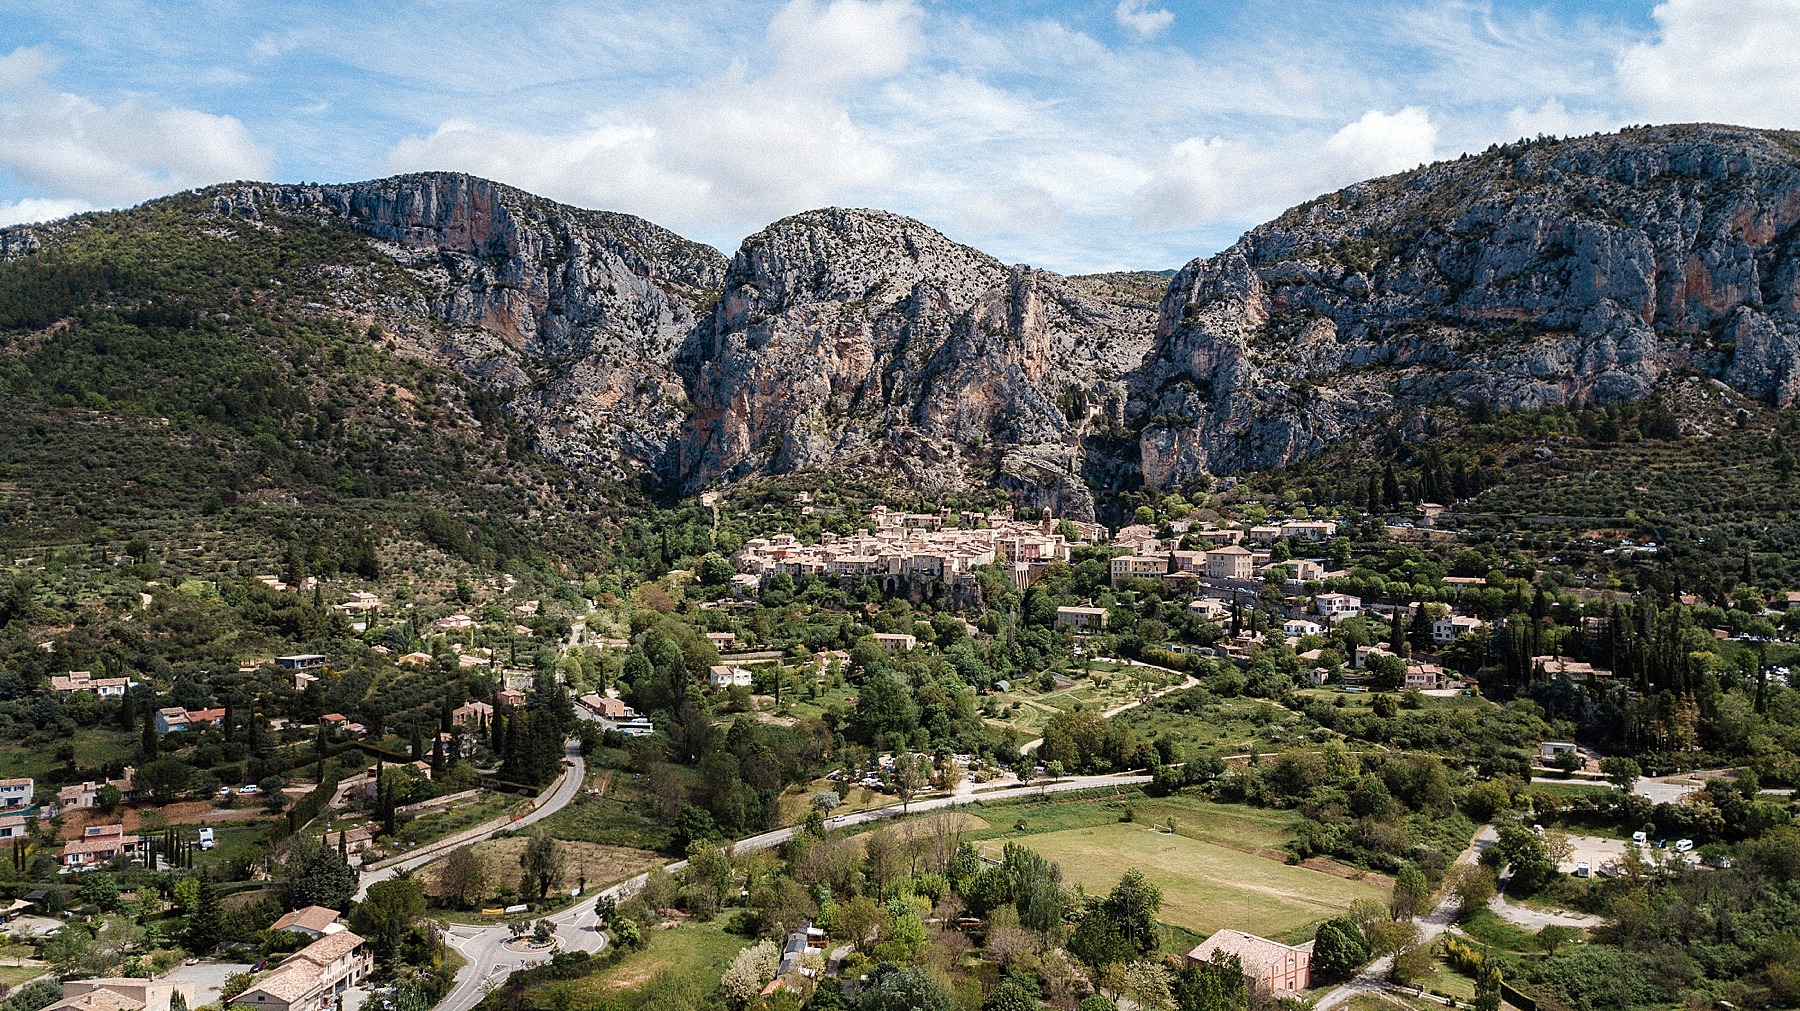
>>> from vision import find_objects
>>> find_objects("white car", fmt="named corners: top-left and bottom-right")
top-left (1574, 861), bottom-right (1591, 878)
top-left (1674, 838), bottom-right (1694, 853)
top-left (1631, 830), bottom-right (1648, 845)
top-left (237, 784), bottom-right (260, 795)
top-left (218, 787), bottom-right (232, 797)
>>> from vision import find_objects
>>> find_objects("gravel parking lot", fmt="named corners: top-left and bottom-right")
top-left (1557, 833), bottom-right (1629, 873)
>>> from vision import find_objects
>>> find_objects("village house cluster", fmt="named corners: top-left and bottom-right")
top-left (732, 507), bottom-right (1104, 591)
top-left (1105, 519), bottom-right (1340, 587)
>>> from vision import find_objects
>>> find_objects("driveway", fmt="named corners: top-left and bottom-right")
top-left (7, 916), bottom-right (61, 938)
top-left (162, 960), bottom-right (255, 1006)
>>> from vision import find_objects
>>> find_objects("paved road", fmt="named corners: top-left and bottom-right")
top-left (354, 738), bottom-right (585, 899)
top-left (1315, 827), bottom-right (1488, 1010)
top-left (431, 770), bottom-right (1151, 1011)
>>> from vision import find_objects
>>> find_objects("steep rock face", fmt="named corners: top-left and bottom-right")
top-left (205, 173), bottom-right (728, 479)
top-left (676, 209), bottom-right (1158, 518)
top-left (1134, 124), bottom-right (1800, 486)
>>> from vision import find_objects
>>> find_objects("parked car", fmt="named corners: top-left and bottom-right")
top-left (1675, 838), bottom-right (1694, 853)
top-left (1574, 861), bottom-right (1591, 878)
top-left (1631, 830), bottom-right (1648, 845)
top-left (237, 785), bottom-right (259, 795)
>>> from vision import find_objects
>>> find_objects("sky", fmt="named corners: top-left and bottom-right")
top-left (1, 0), bottom-right (1797, 273)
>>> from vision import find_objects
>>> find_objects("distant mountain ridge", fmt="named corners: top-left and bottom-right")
top-left (5, 123), bottom-right (1800, 521)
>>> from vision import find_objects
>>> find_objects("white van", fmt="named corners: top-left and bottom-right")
top-left (198, 827), bottom-right (215, 851)
top-left (1631, 830), bottom-right (1647, 845)
top-left (1674, 838), bottom-right (1694, 853)
top-left (1574, 861), bottom-right (1591, 878)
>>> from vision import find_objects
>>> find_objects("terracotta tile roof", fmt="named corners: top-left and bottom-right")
top-left (241, 966), bottom-right (319, 1004)
top-left (1188, 930), bottom-right (1309, 976)
top-left (42, 990), bottom-right (143, 1011)
top-left (62, 835), bottom-right (139, 857)
top-left (270, 905), bottom-right (340, 934)
top-left (283, 929), bottom-right (363, 967)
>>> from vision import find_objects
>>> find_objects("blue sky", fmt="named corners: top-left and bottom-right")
top-left (1, 1), bottom-right (1795, 272)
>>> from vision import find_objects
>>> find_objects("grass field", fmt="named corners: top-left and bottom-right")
top-left (535, 763), bottom-right (673, 853)
top-left (963, 791), bottom-right (1309, 857)
top-left (978, 822), bottom-right (1387, 945)
top-left (538, 918), bottom-right (751, 1011)
top-left (0, 965), bottom-right (47, 987)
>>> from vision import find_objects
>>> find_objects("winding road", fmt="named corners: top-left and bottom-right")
top-left (432, 767), bottom-right (1152, 1011)
top-left (353, 739), bottom-right (586, 900)
top-left (421, 666), bottom-right (1161, 1011)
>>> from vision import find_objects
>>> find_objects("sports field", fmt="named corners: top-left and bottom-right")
top-left (980, 821), bottom-right (1388, 943)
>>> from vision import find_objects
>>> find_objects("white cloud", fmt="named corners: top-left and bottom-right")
top-left (0, 46), bottom-right (272, 208)
top-left (1502, 98), bottom-right (1616, 141)
top-left (1131, 135), bottom-right (1264, 228)
top-left (1132, 108), bottom-right (1436, 231)
top-left (767, 0), bottom-right (920, 90)
top-left (1321, 106), bottom-right (1437, 181)
top-left (5, 0), bottom-right (1747, 272)
top-left (386, 0), bottom-right (915, 237)
top-left (0, 196), bottom-right (92, 227)
top-left (1114, 0), bottom-right (1174, 40)
top-left (1618, 0), bottom-right (1800, 128)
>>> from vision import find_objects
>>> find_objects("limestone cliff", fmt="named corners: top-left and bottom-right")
top-left (1133, 124), bottom-right (1800, 486)
top-left (203, 173), bottom-right (728, 480)
top-left (676, 208), bottom-right (1159, 518)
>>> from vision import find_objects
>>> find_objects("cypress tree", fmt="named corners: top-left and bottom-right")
top-left (187, 871), bottom-right (222, 952)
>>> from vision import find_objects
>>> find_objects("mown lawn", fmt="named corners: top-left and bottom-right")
top-left (977, 821), bottom-right (1388, 945)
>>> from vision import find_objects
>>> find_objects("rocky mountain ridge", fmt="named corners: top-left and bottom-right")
top-left (1134, 123), bottom-right (1800, 486)
top-left (6, 124), bottom-right (1800, 517)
